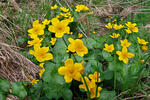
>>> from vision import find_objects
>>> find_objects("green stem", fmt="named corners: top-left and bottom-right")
top-left (114, 70), bottom-right (116, 89)
top-left (95, 61), bottom-right (99, 98)
top-left (72, 54), bottom-right (78, 62)
top-left (95, 71), bottom-right (98, 98)
top-left (82, 75), bottom-right (91, 100)
top-left (62, 37), bottom-right (68, 47)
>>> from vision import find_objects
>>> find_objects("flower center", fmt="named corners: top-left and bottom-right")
top-left (122, 52), bottom-right (128, 59)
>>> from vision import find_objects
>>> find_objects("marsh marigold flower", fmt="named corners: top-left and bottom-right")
top-left (125, 22), bottom-right (138, 33)
top-left (42, 19), bottom-right (50, 25)
top-left (88, 12), bottom-right (94, 15)
top-left (60, 7), bottom-right (69, 12)
top-left (60, 12), bottom-right (71, 18)
top-left (105, 23), bottom-right (113, 29)
top-left (58, 58), bottom-right (84, 83)
top-left (68, 38), bottom-right (88, 57)
top-left (116, 47), bottom-right (134, 64)
top-left (79, 76), bottom-right (96, 91)
top-left (67, 16), bottom-right (74, 22)
top-left (92, 31), bottom-right (96, 34)
top-left (104, 43), bottom-right (114, 52)
top-left (141, 45), bottom-right (148, 51)
top-left (110, 33), bottom-right (120, 38)
top-left (78, 33), bottom-right (83, 38)
top-left (28, 20), bottom-right (45, 39)
top-left (141, 59), bottom-right (144, 64)
top-left (120, 39), bottom-right (131, 48)
top-left (29, 45), bottom-right (53, 62)
top-left (113, 24), bottom-right (124, 30)
top-left (137, 37), bottom-right (148, 45)
top-left (51, 4), bottom-right (58, 10)
top-left (27, 37), bottom-right (43, 47)
top-left (90, 86), bottom-right (102, 99)
top-left (89, 72), bottom-right (101, 83)
top-left (79, 76), bottom-right (102, 98)
top-left (39, 63), bottom-right (45, 77)
top-left (48, 18), bottom-right (70, 38)
top-left (50, 38), bottom-right (56, 45)
top-left (30, 79), bottom-right (39, 85)
top-left (112, 19), bottom-right (117, 23)
top-left (75, 4), bottom-right (89, 12)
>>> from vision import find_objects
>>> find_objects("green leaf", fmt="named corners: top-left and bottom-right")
top-left (42, 62), bottom-right (65, 85)
top-left (102, 50), bottom-right (113, 61)
top-left (98, 89), bottom-right (116, 100)
top-left (108, 59), bottom-right (124, 71)
top-left (11, 82), bottom-right (27, 99)
top-left (102, 69), bottom-right (113, 80)
top-left (94, 36), bottom-right (106, 48)
top-left (86, 38), bottom-right (96, 49)
top-left (53, 38), bottom-right (67, 56)
top-left (43, 82), bottom-right (62, 100)
top-left (84, 62), bottom-right (92, 73)
top-left (61, 88), bottom-right (72, 100)
top-left (0, 79), bottom-right (10, 92)
top-left (42, 62), bottom-right (56, 82)
top-left (0, 93), bottom-right (6, 100)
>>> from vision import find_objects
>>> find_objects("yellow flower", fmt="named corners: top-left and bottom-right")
top-left (39, 68), bottom-right (45, 77)
top-left (75, 4), bottom-right (89, 12)
top-left (92, 31), bottom-right (96, 34)
top-left (60, 12), bottom-right (71, 18)
top-left (113, 24), bottom-right (124, 30)
top-left (28, 20), bottom-right (45, 39)
top-left (78, 33), bottom-right (83, 38)
top-left (88, 12), bottom-right (94, 15)
top-left (66, 49), bottom-right (69, 53)
top-left (120, 39), bottom-right (131, 48)
top-left (51, 4), bottom-right (58, 10)
top-left (120, 17), bottom-right (123, 21)
top-left (68, 38), bottom-right (88, 57)
top-left (112, 19), bottom-right (117, 23)
top-left (79, 76), bottom-right (96, 91)
top-left (29, 45), bottom-right (53, 62)
top-left (108, 16), bottom-right (112, 19)
top-left (60, 7), bottom-right (69, 12)
top-left (50, 38), bottom-right (56, 45)
top-left (89, 72), bottom-right (101, 83)
top-left (137, 37), bottom-right (148, 45)
top-left (67, 32), bottom-right (73, 35)
top-left (79, 76), bottom-right (102, 99)
top-left (125, 22), bottom-right (138, 33)
top-left (48, 18), bottom-right (70, 38)
top-left (105, 23), bottom-right (112, 29)
top-left (30, 79), bottom-right (39, 85)
top-left (58, 58), bottom-right (84, 83)
top-left (90, 86), bottom-right (102, 99)
top-left (103, 43), bottom-right (114, 52)
top-left (109, 33), bottom-right (120, 38)
top-left (56, 15), bottom-right (61, 19)
top-left (116, 47), bottom-right (134, 64)
top-left (42, 19), bottom-right (50, 25)
top-left (125, 28), bottom-right (132, 34)
top-left (141, 45), bottom-right (148, 51)
top-left (141, 59), bottom-right (144, 64)
top-left (39, 63), bottom-right (44, 68)
top-left (66, 16), bottom-right (74, 22)
top-left (27, 37), bottom-right (43, 47)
